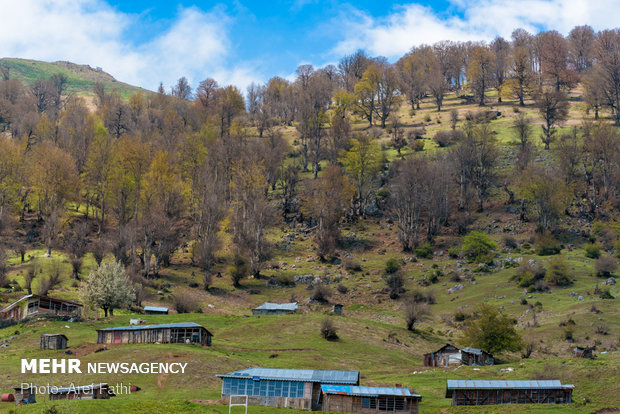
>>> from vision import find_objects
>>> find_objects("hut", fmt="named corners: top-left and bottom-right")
top-left (445, 380), bottom-right (574, 406)
top-left (573, 346), bottom-right (595, 359)
top-left (217, 367), bottom-right (359, 410)
top-left (460, 347), bottom-right (494, 366)
top-left (252, 302), bottom-right (298, 315)
top-left (40, 334), bottom-right (68, 350)
top-left (0, 295), bottom-right (82, 322)
top-left (96, 322), bottom-right (212, 346)
top-left (321, 385), bottom-right (422, 413)
top-left (423, 344), bottom-right (461, 367)
top-left (48, 383), bottom-right (115, 400)
top-left (13, 386), bottom-right (36, 405)
top-left (332, 304), bottom-right (344, 315)
top-left (424, 344), bottom-right (493, 367)
top-left (144, 306), bottom-right (168, 315)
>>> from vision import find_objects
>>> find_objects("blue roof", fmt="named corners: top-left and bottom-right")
top-left (48, 383), bottom-right (109, 394)
top-left (461, 347), bottom-right (483, 355)
top-left (217, 368), bottom-right (359, 384)
top-left (321, 385), bottom-right (421, 398)
top-left (97, 322), bottom-right (212, 335)
top-left (144, 306), bottom-right (168, 312)
top-left (254, 302), bottom-right (298, 311)
top-left (446, 380), bottom-right (573, 390)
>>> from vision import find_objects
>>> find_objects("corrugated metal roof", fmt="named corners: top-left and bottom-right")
top-left (461, 347), bottom-right (483, 355)
top-left (254, 302), bottom-right (298, 311)
top-left (49, 383), bottom-right (109, 394)
top-left (446, 380), bottom-right (569, 390)
top-left (321, 385), bottom-right (421, 398)
top-left (0, 294), bottom-right (82, 313)
top-left (41, 334), bottom-right (67, 339)
top-left (97, 322), bottom-right (212, 335)
top-left (217, 368), bottom-right (359, 384)
top-left (144, 306), bottom-right (168, 312)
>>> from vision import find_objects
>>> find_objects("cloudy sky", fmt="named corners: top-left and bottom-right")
top-left (1, 0), bottom-right (619, 92)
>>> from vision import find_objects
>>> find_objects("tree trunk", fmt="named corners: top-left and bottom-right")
top-left (103, 307), bottom-right (108, 317)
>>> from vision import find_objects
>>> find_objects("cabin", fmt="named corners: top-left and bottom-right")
top-left (424, 344), bottom-right (493, 367)
top-left (96, 322), bottom-right (212, 346)
top-left (144, 306), bottom-right (168, 315)
top-left (445, 380), bottom-right (574, 406)
top-left (48, 383), bottom-right (115, 400)
top-left (573, 346), bottom-right (595, 359)
top-left (0, 295), bottom-right (82, 322)
top-left (320, 385), bottom-right (422, 414)
top-left (252, 302), bottom-right (298, 315)
top-left (40, 334), bottom-right (68, 350)
top-left (13, 386), bottom-right (36, 405)
top-left (217, 367), bottom-right (360, 410)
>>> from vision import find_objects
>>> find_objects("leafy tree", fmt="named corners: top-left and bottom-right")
top-left (462, 231), bottom-right (496, 262)
top-left (461, 304), bottom-right (522, 354)
top-left (80, 260), bottom-right (135, 317)
top-left (516, 168), bottom-right (571, 232)
top-left (535, 89), bottom-right (569, 150)
top-left (545, 256), bottom-right (572, 286)
top-left (467, 46), bottom-right (496, 106)
top-left (339, 135), bottom-right (382, 217)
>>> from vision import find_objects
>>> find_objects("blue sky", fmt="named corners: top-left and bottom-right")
top-left (2, 1), bottom-right (619, 92)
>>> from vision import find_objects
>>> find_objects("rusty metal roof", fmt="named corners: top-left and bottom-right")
top-left (446, 380), bottom-right (574, 397)
top-left (217, 368), bottom-right (359, 384)
top-left (97, 322), bottom-right (212, 336)
top-left (321, 385), bottom-right (421, 398)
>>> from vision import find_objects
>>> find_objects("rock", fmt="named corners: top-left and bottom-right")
top-left (294, 274), bottom-right (316, 284)
top-left (157, 291), bottom-right (164, 296)
top-left (604, 277), bottom-right (616, 286)
top-left (500, 367), bottom-right (515, 373)
top-left (570, 292), bottom-right (576, 297)
top-left (448, 284), bottom-right (464, 294)
top-left (378, 249), bottom-right (386, 255)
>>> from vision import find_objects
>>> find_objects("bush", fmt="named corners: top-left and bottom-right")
top-left (404, 301), bottom-right (430, 331)
top-left (228, 255), bottom-right (250, 287)
top-left (462, 231), bottom-right (496, 262)
top-left (454, 311), bottom-right (467, 322)
top-left (337, 284), bottom-right (349, 294)
top-left (599, 289), bottom-right (615, 299)
top-left (343, 258), bottom-right (362, 272)
top-left (433, 130), bottom-right (453, 147)
top-left (310, 285), bottom-right (332, 304)
top-left (385, 258), bottom-right (402, 274)
top-left (411, 289), bottom-right (436, 304)
top-left (382, 272), bottom-right (405, 299)
top-left (448, 247), bottom-right (460, 258)
top-left (595, 256), bottom-right (618, 277)
top-left (411, 140), bottom-right (425, 152)
top-left (414, 243), bottom-right (433, 259)
top-left (173, 293), bottom-right (199, 314)
top-left (409, 127), bottom-right (426, 140)
top-left (514, 262), bottom-right (546, 288)
top-left (461, 304), bottom-right (522, 354)
top-left (503, 235), bottom-right (518, 249)
top-left (320, 318), bottom-right (338, 340)
top-left (535, 232), bottom-right (562, 255)
top-left (545, 257), bottom-right (572, 286)
top-left (585, 243), bottom-right (602, 259)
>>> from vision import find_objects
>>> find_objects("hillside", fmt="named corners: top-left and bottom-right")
top-left (0, 58), bottom-right (150, 99)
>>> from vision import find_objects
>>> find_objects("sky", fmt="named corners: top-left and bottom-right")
top-left (1, 0), bottom-right (619, 93)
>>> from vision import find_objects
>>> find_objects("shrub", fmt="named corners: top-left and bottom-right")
top-left (461, 304), bottom-right (522, 354)
top-left (600, 289), bottom-right (615, 299)
top-left (310, 285), bottom-right (332, 304)
top-left (514, 262), bottom-right (546, 288)
top-left (337, 284), bottom-right (349, 294)
top-left (414, 243), bottom-right (433, 259)
top-left (343, 258), bottom-right (362, 272)
top-left (404, 301), bottom-right (430, 331)
top-left (228, 255), bottom-right (250, 287)
top-left (411, 140), bottom-right (425, 152)
top-left (434, 130), bottom-right (453, 147)
top-left (383, 272), bottom-right (405, 299)
top-left (173, 293), bottom-right (199, 314)
top-left (454, 311), bottom-right (467, 322)
top-left (535, 232), bottom-right (562, 255)
top-left (385, 258), bottom-right (402, 274)
top-left (409, 127), bottom-right (426, 140)
top-left (585, 243), bottom-right (602, 259)
top-left (503, 235), bottom-right (518, 249)
top-left (411, 289), bottom-right (436, 304)
top-left (462, 231), bottom-right (496, 262)
top-left (448, 247), bottom-right (460, 258)
top-left (545, 257), bottom-right (572, 286)
top-left (563, 326), bottom-right (574, 341)
top-left (595, 256), bottom-right (618, 277)
top-left (320, 318), bottom-right (338, 340)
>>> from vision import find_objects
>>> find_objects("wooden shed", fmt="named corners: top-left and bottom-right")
top-left (423, 344), bottom-right (461, 367)
top-left (0, 295), bottom-right (82, 322)
top-left (321, 385), bottom-right (422, 413)
top-left (96, 322), bottom-right (212, 346)
top-left (48, 383), bottom-right (115, 400)
top-left (446, 380), bottom-right (574, 406)
top-left (252, 302), bottom-right (298, 315)
top-left (217, 367), bottom-right (360, 410)
top-left (460, 347), bottom-right (494, 366)
top-left (13, 386), bottom-right (36, 405)
top-left (40, 334), bottom-right (68, 350)
top-left (573, 346), bottom-right (595, 359)
top-left (144, 306), bottom-right (168, 315)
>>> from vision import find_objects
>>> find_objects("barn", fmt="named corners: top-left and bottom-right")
top-left (424, 344), bottom-right (493, 367)
top-left (40, 334), bottom-right (68, 350)
top-left (0, 294), bottom-right (82, 322)
top-left (144, 305), bottom-right (168, 315)
top-left (252, 302), bottom-right (298, 315)
top-left (445, 380), bottom-right (574, 406)
top-left (320, 385), bottom-right (422, 414)
top-left (217, 367), bottom-right (359, 410)
top-left (48, 383), bottom-right (115, 400)
top-left (96, 322), bottom-right (212, 346)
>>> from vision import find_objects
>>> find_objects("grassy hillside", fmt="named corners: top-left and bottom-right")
top-left (2, 85), bottom-right (620, 413)
top-left (0, 58), bottom-right (150, 99)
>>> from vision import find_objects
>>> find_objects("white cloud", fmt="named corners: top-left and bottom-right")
top-left (332, 0), bottom-right (620, 59)
top-left (0, 0), bottom-right (262, 91)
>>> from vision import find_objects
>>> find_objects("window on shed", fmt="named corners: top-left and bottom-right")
top-left (282, 381), bottom-right (289, 396)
